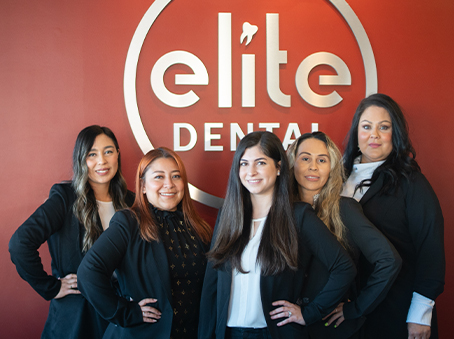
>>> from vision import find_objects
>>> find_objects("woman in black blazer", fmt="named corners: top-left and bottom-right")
top-left (77, 147), bottom-right (212, 339)
top-left (342, 93), bottom-right (445, 339)
top-left (286, 131), bottom-right (401, 339)
top-left (199, 131), bottom-right (356, 339)
top-left (9, 125), bottom-right (134, 339)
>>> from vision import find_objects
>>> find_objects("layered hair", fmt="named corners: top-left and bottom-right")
top-left (72, 125), bottom-right (128, 252)
top-left (208, 131), bottom-right (298, 275)
top-left (288, 132), bottom-right (347, 247)
top-left (343, 93), bottom-right (420, 195)
top-left (130, 147), bottom-right (212, 244)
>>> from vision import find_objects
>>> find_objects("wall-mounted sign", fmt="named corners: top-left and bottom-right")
top-left (124, 0), bottom-right (377, 208)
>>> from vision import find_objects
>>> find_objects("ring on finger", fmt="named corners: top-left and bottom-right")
top-left (288, 311), bottom-right (292, 318)
top-left (335, 308), bottom-right (338, 313)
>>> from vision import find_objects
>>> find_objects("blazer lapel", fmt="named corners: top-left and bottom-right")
top-left (218, 263), bottom-right (233, 323)
top-left (260, 274), bottom-right (275, 312)
top-left (151, 240), bottom-right (172, 304)
top-left (360, 173), bottom-right (384, 206)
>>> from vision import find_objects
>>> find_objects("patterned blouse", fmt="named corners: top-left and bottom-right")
top-left (154, 207), bottom-right (207, 339)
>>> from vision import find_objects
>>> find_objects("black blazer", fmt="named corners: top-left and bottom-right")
top-left (77, 208), bottom-right (209, 339)
top-left (302, 197), bottom-right (402, 339)
top-left (198, 202), bottom-right (357, 339)
top-left (355, 172), bottom-right (445, 338)
top-left (8, 183), bottom-right (135, 339)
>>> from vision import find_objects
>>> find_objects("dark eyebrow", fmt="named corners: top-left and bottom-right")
top-left (360, 119), bottom-right (391, 124)
top-left (151, 170), bottom-right (181, 174)
top-left (240, 157), bottom-right (267, 162)
top-left (89, 145), bottom-right (115, 152)
top-left (298, 151), bottom-right (329, 158)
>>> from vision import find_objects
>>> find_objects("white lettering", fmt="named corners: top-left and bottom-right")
top-left (174, 122), bottom-right (315, 152)
top-left (295, 52), bottom-right (351, 108)
top-left (205, 123), bottom-right (224, 151)
top-left (259, 122), bottom-right (280, 132)
top-left (151, 51), bottom-right (208, 108)
top-left (174, 123), bottom-right (197, 151)
top-left (266, 14), bottom-right (291, 107)
top-left (282, 123), bottom-right (301, 150)
top-left (218, 13), bottom-right (232, 108)
top-left (230, 123), bottom-right (254, 151)
top-left (150, 13), bottom-right (352, 110)
top-left (242, 54), bottom-right (255, 107)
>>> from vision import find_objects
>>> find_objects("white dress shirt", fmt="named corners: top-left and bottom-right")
top-left (341, 157), bottom-right (384, 201)
top-left (227, 217), bottom-right (267, 328)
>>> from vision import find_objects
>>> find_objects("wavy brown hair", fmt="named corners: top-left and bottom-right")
top-left (130, 147), bottom-right (212, 244)
top-left (72, 125), bottom-right (128, 252)
top-left (288, 132), bottom-right (347, 247)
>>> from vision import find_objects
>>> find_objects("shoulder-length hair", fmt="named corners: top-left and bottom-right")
top-left (343, 93), bottom-right (420, 195)
top-left (208, 131), bottom-right (298, 276)
top-left (72, 125), bottom-right (128, 252)
top-left (288, 132), bottom-right (347, 247)
top-left (130, 147), bottom-right (212, 244)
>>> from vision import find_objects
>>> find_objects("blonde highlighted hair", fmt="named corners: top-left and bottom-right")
top-left (287, 132), bottom-right (348, 248)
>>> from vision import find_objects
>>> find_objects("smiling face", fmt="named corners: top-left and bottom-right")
top-left (239, 145), bottom-right (279, 200)
top-left (142, 157), bottom-right (184, 211)
top-left (358, 105), bottom-right (393, 163)
top-left (86, 133), bottom-right (119, 191)
top-left (294, 138), bottom-right (331, 204)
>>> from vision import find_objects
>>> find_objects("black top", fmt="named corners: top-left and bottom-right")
top-left (155, 207), bottom-right (206, 339)
top-left (77, 205), bottom-right (209, 339)
top-left (302, 197), bottom-right (402, 339)
top-left (198, 202), bottom-right (357, 339)
top-left (8, 182), bottom-right (135, 339)
top-left (356, 172), bottom-right (445, 338)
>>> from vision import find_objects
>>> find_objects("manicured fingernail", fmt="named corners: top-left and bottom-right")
top-left (325, 323), bottom-right (329, 327)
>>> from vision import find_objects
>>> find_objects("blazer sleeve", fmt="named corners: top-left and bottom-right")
top-left (8, 183), bottom-right (71, 300)
top-left (77, 210), bottom-right (143, 327)
top-left (340, 198), bottom-right (402, 319)
top-left (198, 209), bottom-right (222, 339)
top-left (294, 202), bottom-right (357, 325)
top-left (406, 173), bottom-right (445, 300)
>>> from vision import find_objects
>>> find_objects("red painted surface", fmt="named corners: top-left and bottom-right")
top-left (1, 0), bottom-right (452, 337)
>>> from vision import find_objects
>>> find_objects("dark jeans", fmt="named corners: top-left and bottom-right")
top-left (225, 327), bottom-right (272, 339)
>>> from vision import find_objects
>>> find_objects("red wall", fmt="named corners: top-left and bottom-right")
top-left (1, 0), bottom-right (452, 337)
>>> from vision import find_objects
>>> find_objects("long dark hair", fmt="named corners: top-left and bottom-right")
top-left (208, 131), bottom-right (298, 275)
top-left (343, 93), bottom-right (420, 194)
top-left (288, 132), bottom-right (347, 248)
top-left (72, 125), bottom-right (128, 252)
top-left (130, 147), bottom-right (212, 244)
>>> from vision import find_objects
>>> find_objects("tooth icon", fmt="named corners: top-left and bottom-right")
top-left (240, 22), bottom-right (258, 46)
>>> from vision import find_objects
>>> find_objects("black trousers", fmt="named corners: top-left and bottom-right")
top-left (225, 327), bottom-right (272, 339)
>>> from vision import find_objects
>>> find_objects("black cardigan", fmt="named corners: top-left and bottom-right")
top-left (8, 182), bottom-right (134, 339)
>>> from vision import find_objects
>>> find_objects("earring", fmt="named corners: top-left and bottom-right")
top-left (277, 171), bottom-right (280, 176)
